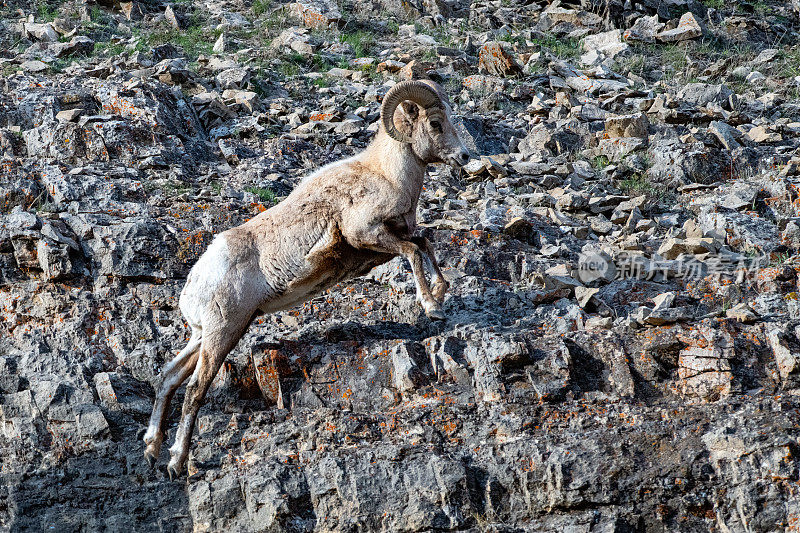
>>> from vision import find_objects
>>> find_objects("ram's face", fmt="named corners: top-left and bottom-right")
top-left (413, 102), bottom-right (471, 168)
top-left (383, 80), bottom-right (471, 168)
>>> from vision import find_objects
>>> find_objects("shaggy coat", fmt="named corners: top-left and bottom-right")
top-left (142, 80), bottom-right (471, 478)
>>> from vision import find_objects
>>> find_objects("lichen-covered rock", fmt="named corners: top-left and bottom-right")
top-left (478, 41), bottom-right (521, 77)
top-left (2, 0), bottom-right (800, 529)
top-left (289, 1), bottom-right (341, 29)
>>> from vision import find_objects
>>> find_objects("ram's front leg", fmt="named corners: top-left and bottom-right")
top-left (347, 225), bottom-right (445, 320)
top-left (410, 236), bottom-right (449, 304)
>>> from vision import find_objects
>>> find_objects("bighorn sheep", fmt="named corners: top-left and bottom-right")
top-left (143, 80), bottom-right (471, 478)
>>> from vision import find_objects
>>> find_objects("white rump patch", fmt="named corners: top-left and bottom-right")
top-left (179, 235), bottom-right (230, 327)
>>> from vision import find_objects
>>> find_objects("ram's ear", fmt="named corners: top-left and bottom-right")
top-left (393, 100), bottom-right (420, 138)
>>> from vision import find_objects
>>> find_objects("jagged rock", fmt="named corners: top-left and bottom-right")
top-left (538, 5), bottom-right (602, 30)
top-left (677, 83), bottom-right (733, 108)
top-left (581, 30), bottom-right (629, 65)
top-left (391, 342), bottom-right (429, 392)
top-left (477, 41), bottom-right (521, 77)
top-left (605, 113), bottom-right (649, 139)
top-left (575, 286), bottom-right (599, 308)
top-left (503, 217), bottom-right (533, 240)
top-left (657, 237), bottom-right (717, 259)
top-left (52, 36), bottom-right (95, 58)
top-left (746, 71), bottom-right (766, 84)
top-left (23, 22), bottom-right (58, 42)
top-left (643, 306), bottom-right (693, 326)
top-left (698, 208), bottom-right (780, 254)
top-left (768, 327), bottom-right (800, 386)
top-left (155, 58), bottom-right (191, 85)
top-left (376, 59), bottom-right (404, 73)
top-left (216, 68), bottom-right (250, 90)
top-left (213, 32), bottom-right (226, 54)
top-left (1, 1), bottom-right (800, 528)
top-left (623, 15), bottom-right (664, 42)
top-left (678, 327), bottom-right (733, 401)
top-left (657, 12), bottom-right (703, 42)
top-left (21, 60), bottom-right (48, 73)
top-left (270, 27), bottom-right (314, 56)
top-left (551, 61), bottom-right (629, 95)
top-left (708, 121), bottom-right (741, 150)
top-left (93, 372), bottom-right (151, 414)
top-left (745, 125), bottom-right (782, 143)
top-left (289, 0), bottom-right (341, 29)
top-left (598, 136), bottom-right (645, 161)
top-left (648, 139), bottom-right (729, 186)
top-left (726, 303), bottom-right (757, 323)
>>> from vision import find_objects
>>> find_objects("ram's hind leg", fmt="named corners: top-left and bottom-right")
top-left (166, 321), bottom-right (249, 479)
top-left (143, 328), bottom-right (202, 466)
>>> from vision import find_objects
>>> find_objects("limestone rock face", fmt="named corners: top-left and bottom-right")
top-left (2, 0), bottom-right (800, 530)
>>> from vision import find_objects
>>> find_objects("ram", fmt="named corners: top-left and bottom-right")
top-left (143, 80), bottom-right (471, 478)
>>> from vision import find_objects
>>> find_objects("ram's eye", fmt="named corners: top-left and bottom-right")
top-left (430, 120), bottom-right (442, 132)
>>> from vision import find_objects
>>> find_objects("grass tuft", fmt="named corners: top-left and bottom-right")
top-left (245, 186), bottom-right (277, 203)
top-left (339, 30), bottom-right (375, 58)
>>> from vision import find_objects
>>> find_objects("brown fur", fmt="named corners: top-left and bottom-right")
top-left (143, 81), bottom-right (470, 477)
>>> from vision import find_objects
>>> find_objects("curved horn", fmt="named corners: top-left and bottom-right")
top-left (380, 80), bottom-right (442, 143)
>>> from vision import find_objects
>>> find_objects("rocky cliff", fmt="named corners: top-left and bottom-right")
top-left (2, 0), bottom-right (800, 531)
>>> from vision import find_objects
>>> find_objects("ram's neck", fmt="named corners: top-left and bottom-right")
top-left (361, 129), bottom-right (427, 194)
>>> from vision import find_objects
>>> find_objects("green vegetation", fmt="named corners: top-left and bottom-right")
top-left (430, 25), bottom-right (456, 47)
top-left (34, 0), bottom-right (59, 21)
top-left (421, 48), bottom-right (438, 61)
top-left (245, 186), bottom-right (277, 203)
top-left (750, 1), bottom-right (770, 16)
top-left (771, 251), bottom-right (792, 267)
top-left (161, 181), bottom-right (193, 196)
top-left (266, 50), bottom-right (359, 81)
top-left (89, 5), bottom-right (108, 24)
top-left (385, 18), bottom-right (400, 34)
top-left (617, 173), bottom-right (677, 208)
top-left (661, 44), bottom-right (688, 78)
top-left (48, 58), bottom-right (70, 74)
top-left (339, 30), bottom-right (375, 58)
top-left (443, 75), bottom-right (464, 95)
top-left (146, 24), bottom-right (220, 60)
top-left (623, 54), bottom-right (647, 77)
top-left (500, 32), bottom-right (525, 47)
top-left (275, 52), bottom-right (306, 77)
top-left (94, 40), bottom-right (127, 57)
top-left (592, 155), bottom-right (611, 170)
top-left (726, 71), bottom-right (749, 94)
top-left (253, 0), bottom-right (272, 16)
top-left (776, 47), bottom-right (800, 80)
top-left (618, 173), bottom-right (656, 195)
top-left (144, 180), bottom-right (192, 196)
top-left (28, 190), bottom-right (57, 212)
top-left (531, 33), bottom-right (581, 59)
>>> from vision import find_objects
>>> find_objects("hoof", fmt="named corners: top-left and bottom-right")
top-left (144, 447), bottom-right (158, 468)
top-left (143, 432), bottom-right (162, 467)
top-left (167, 460), bottom-right (183, 481)
top-left (167, 449), bottom-right (187, 480)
